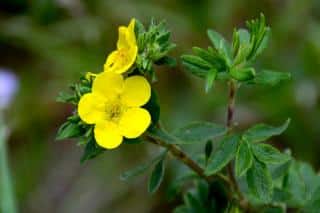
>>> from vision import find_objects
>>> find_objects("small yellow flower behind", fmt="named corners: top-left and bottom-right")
top-left (104, 19), bottom-right (138, 74)
top-left (78, 72), bottom-right (151, 149)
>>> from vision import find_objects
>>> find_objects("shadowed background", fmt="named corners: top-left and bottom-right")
top-left (0, 0), bottom-right (320, 212)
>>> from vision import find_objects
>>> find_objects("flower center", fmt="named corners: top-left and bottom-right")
top-left (105, 101), bottom-right (125, 123)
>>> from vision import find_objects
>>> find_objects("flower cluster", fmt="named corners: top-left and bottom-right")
top-left (78, 19), bottom-right (151, 149)
top-left (57, 18), bottom-right (175, 155)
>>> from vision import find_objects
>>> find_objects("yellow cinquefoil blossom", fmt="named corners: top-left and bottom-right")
top-left (104, 19), bottom-right (138, 74)
top-left (78, 72), bottom-right (151, 149)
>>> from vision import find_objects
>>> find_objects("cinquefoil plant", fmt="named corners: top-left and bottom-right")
top-left (56, 15), bottom-right (320, 212)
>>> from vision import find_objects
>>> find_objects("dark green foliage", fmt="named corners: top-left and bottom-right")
top-left (181, 13), bottom-right (290, 90)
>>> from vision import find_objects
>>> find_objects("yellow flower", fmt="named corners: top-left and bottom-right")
top-left (78, 72), bottom-right (151, 149)
top-left (104, 19), bottom-right (138, 74)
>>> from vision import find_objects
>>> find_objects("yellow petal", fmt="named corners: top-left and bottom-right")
top-left (78, 93), bottom-right (106, 124)
top-left (127, 18), bottom-right (136, 47)
top-left (94, 121), bottom-right (123, 149)
top-left (117, 19), bottom-right (136, 49)
top-left (121, 76), bottom-right (151, 107)
top-left (92, 72), bottom-right (124, 99)
top-left (104, 47), bottom-right (137, 74)
top-left (117, 26), bottom-right (130, 49)
top-left (119, 108), bottom-right (151, 138)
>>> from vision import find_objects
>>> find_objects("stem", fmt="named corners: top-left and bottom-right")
top-left (227, 80), bottom-right (236, 129)
top-left (226, 81), bottom-right (248, 207)
top-left (145, 134), bottom-right (230, 185)
top-left (0, 114), bottom-right (17, 213)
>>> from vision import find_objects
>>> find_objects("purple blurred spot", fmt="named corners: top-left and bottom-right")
top-left (0, 69), bottom-right (19, 110)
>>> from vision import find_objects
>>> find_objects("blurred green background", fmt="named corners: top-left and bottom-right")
top-left (1, 0), bottom-right (320, 212)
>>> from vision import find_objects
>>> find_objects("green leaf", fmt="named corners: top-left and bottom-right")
top-left (270, 160), bottom-right (291, 180)
top-left (272, 187), bottom-right (292, 203)
top-left (298, 162), bottom-right (320, 201)
top-left (235, 140), bottom-right (253, 177)
top-left (148, 158), bottom-right (166, 193)
top-left (181, 55), bottom-right (212, 69)
top-left (249, 70), bottom-right (291, 86)
top-left (207, 29), bottom-right (231, 65)
top-left (192, 47), bottom-right (227, 71)
top-left (135, 18), bottom-right (176, 74)
top-left (135, 19), bottom-right (146, 36)
top-left (80, 138), bottom-right (105, 163)
top-left (56, 121), bottom-right (83, 140)
top-left (205, 68), bottom-right (217, 92)
top-left (246, 13), bottom-right (270, 60)
top-left (233, 44), bottom-right (251, 66)
top-left (254, 29), bottom-right (270, 58)
top-left (120, 151), bottom-right (166, 181)
top-left (232, 29), bottom-right (251, 65)
top-left (56, 91), bottom-right (77, 104)
top-left (252, 143), bottom-right (290, 165)
top-left (230, 67), bottom-right (255, 81)
top-left (144, 88), bottom-right (160, 125)
top-left (181, 59), bottom-right (208, 78)
top-left (173, 121), bottom-right (227, 144)
top-left (205, 135), bottom-right (240, 175)
top-left (303, 187), bottom-right (320, 213)
top-left (283, 161), bottom-right (306, 206)
top-left (243, 119), bottom-right (290, 143)
top-left (246, 158), bottom-right (273, 203)
top-left (238, 29), bottom-right (250, 44)
top-left (207, 29), bottom-right (226, 50)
